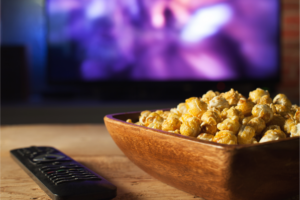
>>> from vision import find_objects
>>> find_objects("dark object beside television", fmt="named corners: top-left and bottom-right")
top-left (1, 46), bottom-right (29, 102)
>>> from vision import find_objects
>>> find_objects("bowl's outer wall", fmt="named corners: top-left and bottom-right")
top-left (104, 113), bottom-right (299, 200)
top-left (228, 138), bottom-right (299, 200)
top-left (105, 116), bottom-right (232, 200)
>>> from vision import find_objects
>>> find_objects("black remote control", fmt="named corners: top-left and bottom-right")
top-left (10, 146), bottom-right (117, 200)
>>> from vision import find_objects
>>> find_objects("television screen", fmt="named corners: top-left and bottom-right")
top-left (47, 0), bottom-right (280, 82)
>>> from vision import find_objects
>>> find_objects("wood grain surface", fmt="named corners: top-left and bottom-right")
top-left (0, 125), bottom-right (204, 200)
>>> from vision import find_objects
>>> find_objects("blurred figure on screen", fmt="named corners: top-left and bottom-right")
top-left (48, 0), bottom-right (279, 81)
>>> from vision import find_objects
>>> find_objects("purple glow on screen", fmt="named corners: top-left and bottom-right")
top-left (48, 0), bottom-right (279, 81)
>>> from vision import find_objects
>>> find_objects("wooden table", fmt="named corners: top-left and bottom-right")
top-left (1, 125), bottom-right (203, 200)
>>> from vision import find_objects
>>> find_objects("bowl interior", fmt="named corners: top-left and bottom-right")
top-left (106, 109), bottom-right (300, 149)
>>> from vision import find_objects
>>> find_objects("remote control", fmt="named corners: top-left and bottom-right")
top-left (10, 146), bottom-right (117, 200)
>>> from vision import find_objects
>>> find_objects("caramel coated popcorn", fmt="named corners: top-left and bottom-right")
top-left (127, 88), bottom-right (299, 145)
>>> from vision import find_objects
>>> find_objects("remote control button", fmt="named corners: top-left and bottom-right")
top-left (59, 165), bottom-right (79, 169)
top-left (50, 175), bottom-right (72, 180)
top-left (40, 166), bottom-right (55, 169)
top-left (54, 178), bottom-right (81, 184)
top-left (47, 172), bottom-right (90, 178)
top-left (40, 165), bottom-right (79, 172)
top-left (41, 168), bottom-right (61, 173)
top-left (33, 154), bottom-right (65, 162)
top-left (55, 180), bottom-right (74, 185)
top-left (40, 168), bottom-right (53, 172)
top-left (56, 169), bottom-right (68, 172)
top-left (47, 173), bottom-right (68, 178)
top-left (30, 152), bottom-right (38, 157)
top-left (45, 170), bottom-right (101, 182)
top-left (68, 163), bottom-right (76, 166)
top-left (41, 166), bottom-right (68, 172)
top-left (65, 165), bottom-right (79, 168)
top-left (52, 177), bottom-right (71, 182)
top-left (44, 155), bottom-right (58, 159)
top-left (69, 172), bottom-right (90, 176)
top-left (75, 175), bottom-right (99, 179)
top-left (51, 176), bottom-right (72, 181)
top-left (67, 168), bottom-right (79, 171)
top-left (57, 171), bottom-right (69, 174)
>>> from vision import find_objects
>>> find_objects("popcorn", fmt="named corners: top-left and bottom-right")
top-left (222, 88), bottom-right (241, 106)
top-left (180, 113), bottom-right (195, 123)
top-left (180, 116), bottom-right (201, 137)
top-left (291, 105), bottom-right (300, 123)
top-left (257, 95), bottom-right (273, 105)
top-left (221, 107), bottom-right (244, 123)
top-left (252, 104), bottom-right (273, 123)
top-left (200, 123), bottom-right (218, 135)
top-left (217, 116), bottom-right (240, 135)
top-left (155, 110), bottom-right (164, 115)
top-left (170, 108), bottom-right (182, 117)
top-left (148, 121), bottom-right (163, 130)
top-left (177, 103), bottom-right (188, 115)
top-left (161, 111), bottom-right (171, 119)
top-left (201, 108), bottom-right (222, 126)
top-left (242, 115), bottom-right (254, 125)
top-left (168, 129), bottom-right (180, 134)
top-left (237, 125), bottom-right (256, 144)
top-left (273, 94), bottom-right (292, 116)
top-left (213, 130), bottom-right (237, 145)
top-left (295, 110), bottom-right (300, 123)
top-left (260, 129), bottom-right (286, 143)
top-left (162, 113), bottom-right (181, 132)
top-left (197, 133), bottom-right (214, 141)
top-left (128, 88), bottom-right (299, 145)
top-left (245, 117), bottom-right (266, 135)
top-left (284, 118), bottom-right (297, 135)
top-left (139, 110), bottom-right (152, 125)
top-left (185, 97), bottom-right (208, 119)
top-left (144, 112), bottom-right (164, 127)
top-left (209, 96), bottom-right (230, 111)
top-left (200, 108), bottom-right (222, 135)
top-left (202, 90), bottom-right (219, 104)
top-left (261, 125), bottom-right (281, 136)
top-left (249, 88), bottom-right (270, 103)
top-left (235, 97), bottom-right (255, 116)
top-left (290, 124), bottom-right (300, 137)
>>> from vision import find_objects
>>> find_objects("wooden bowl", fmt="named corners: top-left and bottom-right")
top-left (104, 110), bottom-right (299, 200)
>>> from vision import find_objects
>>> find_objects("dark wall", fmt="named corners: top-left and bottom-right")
top-left (1, 0), bottom-right (46, 95)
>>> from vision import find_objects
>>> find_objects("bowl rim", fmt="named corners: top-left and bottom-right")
top-left (104, 109), bottom-right (299, 150)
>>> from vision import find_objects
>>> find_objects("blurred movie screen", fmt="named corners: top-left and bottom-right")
top-left (47, 0), bottom-right (280, 82)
